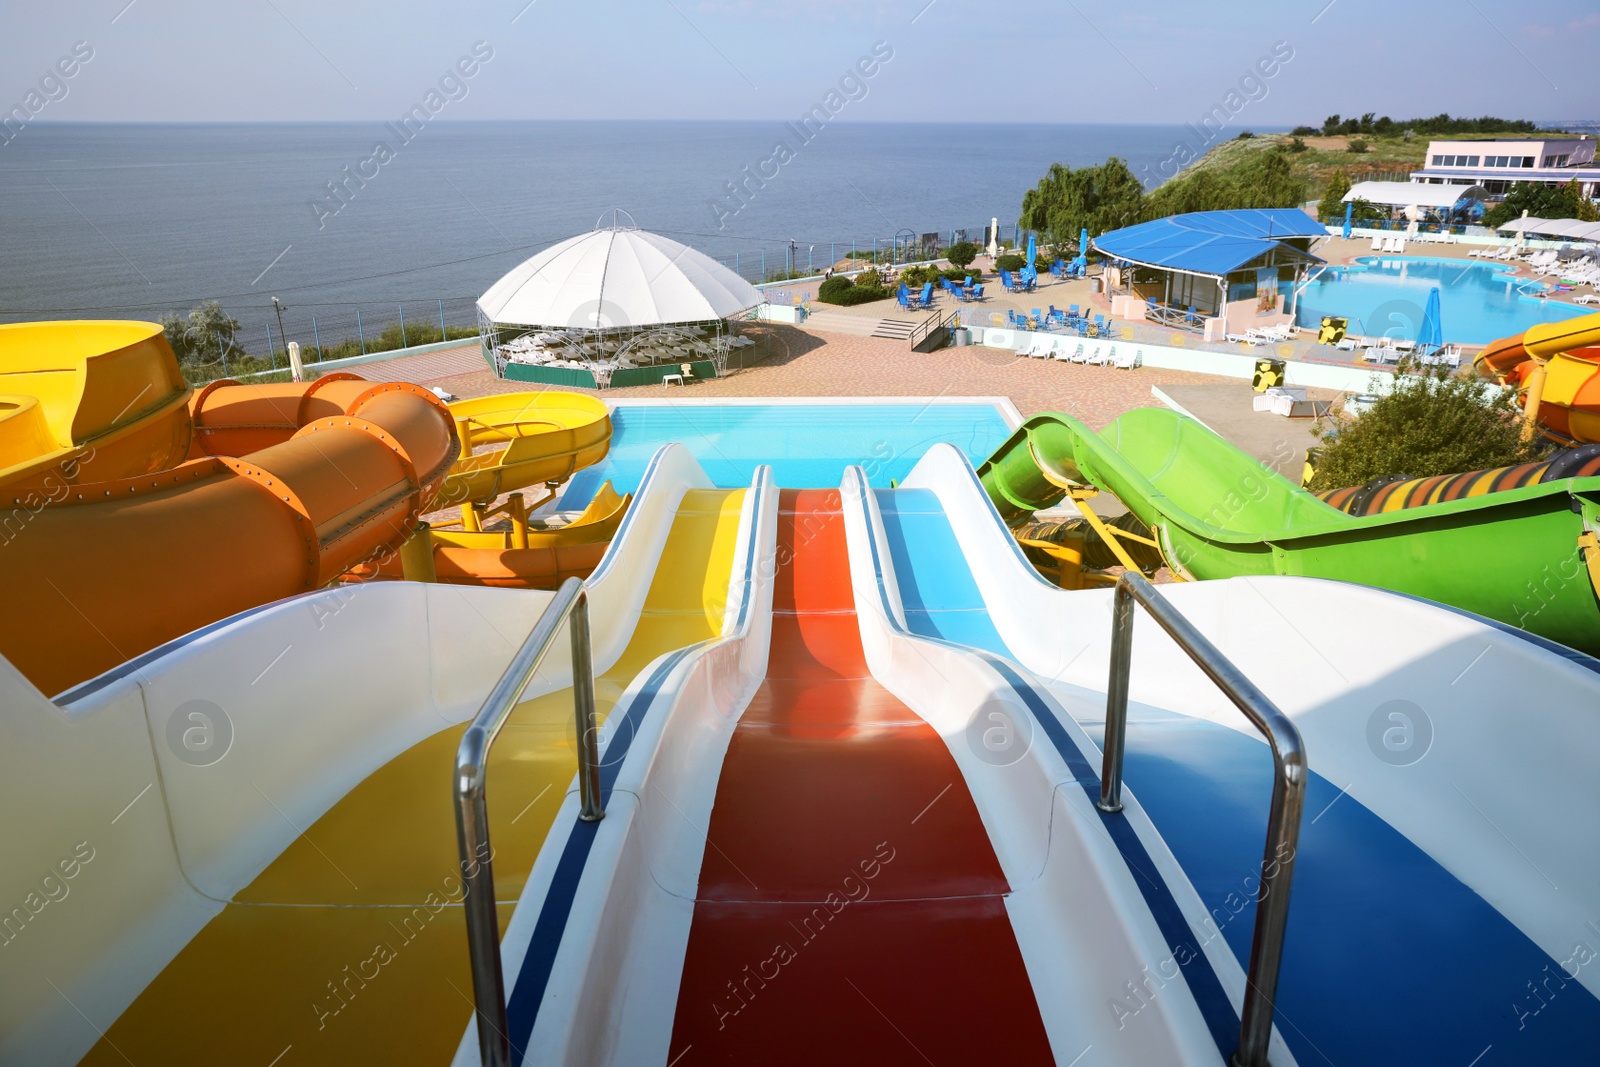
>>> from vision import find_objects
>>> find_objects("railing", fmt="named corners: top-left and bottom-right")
top-left (1096, 573), bottom-right (1306, 1067)
top-left (909, 309), bottom-right (955, 352)
top-left (455, 577), bottom-right (602, 1067)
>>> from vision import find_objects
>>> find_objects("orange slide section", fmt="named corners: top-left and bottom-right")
top-left (1, 324), bottom-right (457, 696)
top-left (1476, 311), bottom-right (1600, 443)
top-left (668, 490), bottom-right (1053, 1064)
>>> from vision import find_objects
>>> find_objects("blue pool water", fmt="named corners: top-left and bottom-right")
top-left (1294, 256), bottom-right (1588, 346)
top-left (559, 402), bottom-right (1013, 507)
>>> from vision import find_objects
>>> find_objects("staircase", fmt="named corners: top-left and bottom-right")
top-left (803, 308), bottom-right (929, 342)
top-left (869, 317), bottom-right (920, 340)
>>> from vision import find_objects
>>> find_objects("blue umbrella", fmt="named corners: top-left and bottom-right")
top-left (1080, 227), bottom-right (1089, 257)
top-left (1343, 201), bottom-right (1353, 240)
top-left (1417, 287), bottom-right (1442, 351)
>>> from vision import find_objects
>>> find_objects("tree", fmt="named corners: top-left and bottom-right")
top-left (1318, 171), bottom-right (1352, 221)
top-left (1483, 180), bottom-right (1597, 229)
top-left (1322, 114), bottom-right (1342, 135)
top-left (945, 241), bottom-right (979, 269)
top-left (160, 301), bottom-right (241, 367)
top-left (1309, 365), bottom-right (1548, 491)
top-left (1018, 158), bottom-right (1147, 249)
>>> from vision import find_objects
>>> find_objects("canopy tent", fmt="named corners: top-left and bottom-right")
top-left (1343, 181), bottom-right (1489, 208)
top-left (478, 218), bottom-right (760, 330)
top-left (1092, 209), bottom-right (1325, 277)
top-left (1497, 217), bottom-right (1600, 242)
top-left (478, 214), bottom-right (764, 388)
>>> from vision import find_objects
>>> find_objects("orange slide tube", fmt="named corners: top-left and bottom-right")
top-left (2, 367), bottom-right (457, 696)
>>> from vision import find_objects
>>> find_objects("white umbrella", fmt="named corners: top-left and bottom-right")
top-left (478, 217), bottom-right (760, 330)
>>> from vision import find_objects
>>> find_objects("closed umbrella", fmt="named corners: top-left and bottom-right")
top-left (1418, 287), bottom-right (1442, 352)
top-left (1343, 201), bottom-right (1353, 240)
top-left (1023, 232), bottom-right (1038, 282)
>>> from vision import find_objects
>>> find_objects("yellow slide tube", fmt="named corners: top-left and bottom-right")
top-left (81, 489), bottom-right (747, 1066)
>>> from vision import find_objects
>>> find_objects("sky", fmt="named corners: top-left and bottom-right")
top-left (2, 0), bottom-right (1598, 127)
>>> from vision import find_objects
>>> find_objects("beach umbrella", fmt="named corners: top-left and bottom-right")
top-left (1080, 228), bottom-right (1089, 257)
top-left (1342, 201), bottom-right (1352, 240)
top-left (1417, 287), bottom-right (1442, 351)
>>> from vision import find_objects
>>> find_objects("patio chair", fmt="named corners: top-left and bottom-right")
top-left (1185, 306), bottom-right (1201, 329)
top-left (1031, 308), bottom-right (1045, 329)
top-left (970, 284), bottom-right (985, 301)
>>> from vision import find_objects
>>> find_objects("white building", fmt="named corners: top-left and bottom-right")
top-left (1411, 136), bottom-right (1599, 199)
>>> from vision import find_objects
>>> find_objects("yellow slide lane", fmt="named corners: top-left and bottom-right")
top-left (84, 489), bottom-right (746, 1066)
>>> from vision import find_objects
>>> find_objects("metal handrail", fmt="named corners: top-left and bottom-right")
top-left (455, 576), bottom-right (601, 1067)
top-left (1096, 572), bottom-right (1306, 1067)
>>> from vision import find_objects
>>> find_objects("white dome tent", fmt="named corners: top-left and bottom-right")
top-left (477, 211), bottom-right (763, 388)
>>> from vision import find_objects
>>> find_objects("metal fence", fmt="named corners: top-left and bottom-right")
top-left (711, 223), bottom-right (1025, 284)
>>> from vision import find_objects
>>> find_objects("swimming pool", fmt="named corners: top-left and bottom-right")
top-left (1294, 256), bottom-right (1588, 346)
top-left (559, 400), bottom-right (1017, 507)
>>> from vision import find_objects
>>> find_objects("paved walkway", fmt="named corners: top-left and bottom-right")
top-left (347, 344), bottom-right (488, 384)
top-left (421, 323), bottom-right (1342, 433)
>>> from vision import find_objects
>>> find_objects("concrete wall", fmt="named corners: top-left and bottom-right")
top-left (969, 326), bottom-right (1395, 395)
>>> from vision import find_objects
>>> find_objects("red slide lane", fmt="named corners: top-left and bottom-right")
top-left (667, 490), bottom-right (1053, 1064)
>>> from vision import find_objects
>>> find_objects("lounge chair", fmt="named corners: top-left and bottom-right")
top-left (1396, 237), bottom-right (1406, 253)
top-left (1112, 348), bottom-right (1139, 370)
top-left (1576, 294), bottom-right (1599, 305)
top-left (1056, 342), bottom-right (1083, 362)
top-left (1226, 333), bottom-right (1264, 347)
top-left (1371, 235), bottom-right (1383, 251)
top-left (1088, 344), bottom-right (1113, 367)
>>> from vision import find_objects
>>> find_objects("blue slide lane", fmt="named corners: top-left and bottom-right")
top-left (876, 488), bottom-right (1600, 1065)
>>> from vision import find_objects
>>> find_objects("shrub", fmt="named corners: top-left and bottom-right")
top-left (1346, 138), bottom-right (1369, 153)
top-left (1308, 365), bottom-right (1549, 490)
top-left (831, 285), bottom-right (890, 306)
top-left (1034, 255), bottom-right (1053, 272)
top-left (946, 241), bottom-right (979, 269)
top-left (1291, 125), bottom-right (1318, 136)
top-left (1286, 136), bottom-right (1308, 153)
top-left (818, 276), bottom-right (853, 301)
top-left (856, 267), bottom-right (881, 289)
top-left (942, 267), bottom-right (980, 283)
top-left (996, 253), bottom-right (1027, 272)
top-left (1236, 130), bottom-right (1255, 140)
top-left (816, 278), bottom-right (890, 306)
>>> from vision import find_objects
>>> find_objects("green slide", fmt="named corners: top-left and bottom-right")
top-left (978, 407), bottom-right (1600, 653)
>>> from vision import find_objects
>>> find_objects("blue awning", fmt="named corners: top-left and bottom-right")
top-left (1092, 209), bottom-right (1326, 277)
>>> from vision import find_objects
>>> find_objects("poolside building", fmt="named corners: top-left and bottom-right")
top-left (1092, 208), bottom-right (1325, 342)
top-left (1410, 137), bottom-right (1600, 200)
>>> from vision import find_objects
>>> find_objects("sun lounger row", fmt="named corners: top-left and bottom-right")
top-left (1370, 235), bottom-right (1408, 254)
top-left (1015, 338), bottom-right (1139, 369)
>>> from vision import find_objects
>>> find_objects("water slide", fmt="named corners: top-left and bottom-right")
top-left (864, 444), bottom-right (1600, 1063)
top-left (978, 406), bottom-right (1600, 653)
top-left (2, 324), bottom-right (459, 696)
top-left (1475, 311), bottom-right (1600, 444)
top-left (0, 443), bottom-right (752, 1066)
top-left (481, 478), bottom-right (1261, 1065)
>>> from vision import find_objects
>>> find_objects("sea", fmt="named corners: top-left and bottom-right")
top-left (0, 120), bottom-right (1248, 345)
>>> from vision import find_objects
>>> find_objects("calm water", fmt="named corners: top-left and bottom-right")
top-left (0, 121), bottom-right (1207, 342)
top-left (559, 401), bottom-right (1013, 506)
top-left (1295, 256), bottom-right (1588, 346)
